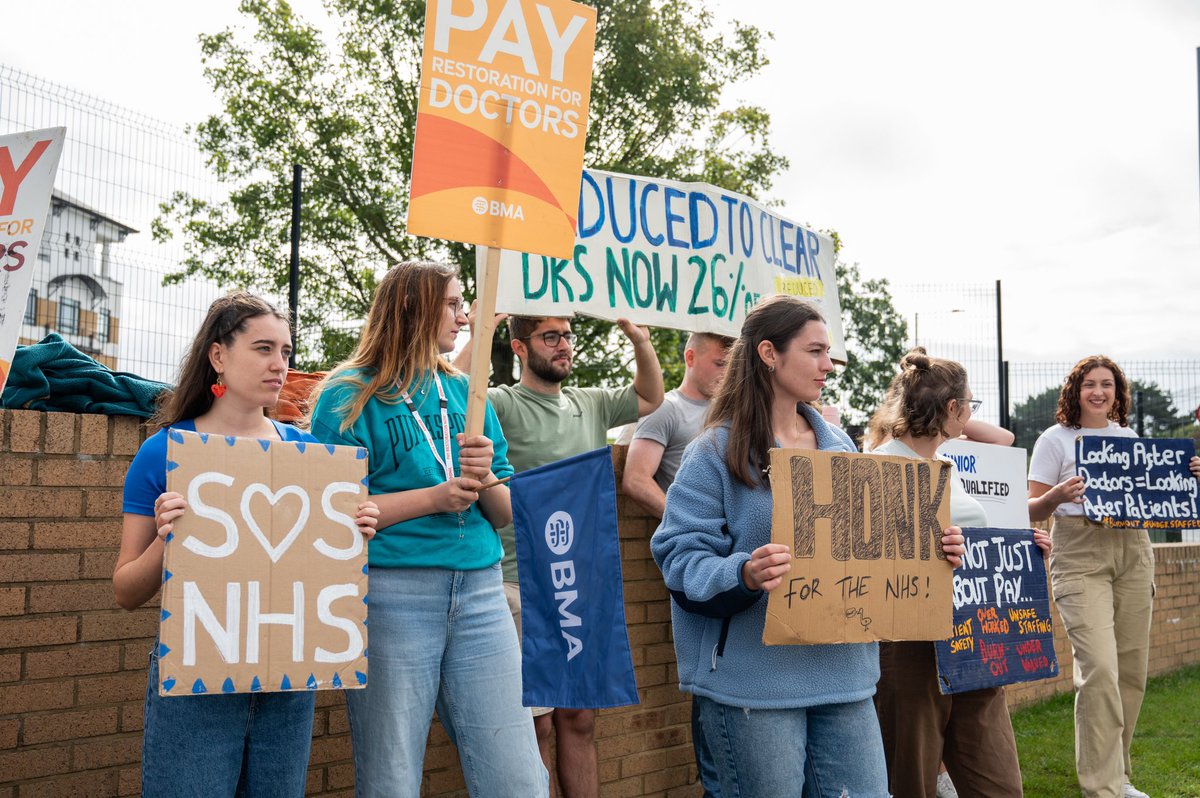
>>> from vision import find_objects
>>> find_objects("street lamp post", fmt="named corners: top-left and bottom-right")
top-left (913, 309), bottom-right (965, 349)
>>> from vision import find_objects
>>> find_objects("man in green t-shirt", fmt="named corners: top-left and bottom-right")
top-left (457, 314), bottom-right (663, 798)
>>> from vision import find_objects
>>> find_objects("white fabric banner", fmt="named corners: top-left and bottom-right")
top-left (479, 168), bottom-right (846, 361)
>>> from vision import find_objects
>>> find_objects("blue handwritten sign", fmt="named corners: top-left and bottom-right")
top-left (934, 528), bottom-right (1058, 694)
top-left (482, 168), bottom-right (847, 361)
top-left (1075, 437), bottom-right (1198, 529)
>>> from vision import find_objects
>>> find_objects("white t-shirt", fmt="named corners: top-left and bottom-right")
top-left (874, 438), bottom-right (988, 528)
top-left (1028, 421), bottom-right (1137, 517)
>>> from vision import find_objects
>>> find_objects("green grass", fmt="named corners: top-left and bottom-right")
top-left (1014, 664), bottom-right (1200, 797)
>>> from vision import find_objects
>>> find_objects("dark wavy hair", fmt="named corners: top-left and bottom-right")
top-left (867, 348), bottom-right (968, 444)
top-left (149, 292), bottom-right (289, 432)
top-left (1055, 355), bottom-right (1130, 428)
top-left (706, 295), bottom-right (826, 488)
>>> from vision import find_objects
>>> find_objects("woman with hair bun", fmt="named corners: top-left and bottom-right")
top-left (652, 299), bottom-right (966, 797)
top-left (870, 348), bottom-right (1049, 798)
top-left (1028, 356), bottom-right (1200, 798)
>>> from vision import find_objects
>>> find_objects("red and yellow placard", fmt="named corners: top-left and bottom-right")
top-left (408, 0), bottom-right (596, 259)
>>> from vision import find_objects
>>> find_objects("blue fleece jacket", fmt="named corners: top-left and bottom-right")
top-left (651, 404), bottom-right (880, 709)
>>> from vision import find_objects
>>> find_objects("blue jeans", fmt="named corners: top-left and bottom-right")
top-left (696, 696), bottom-right (889, 798)
top-left (693, 695), bottom-right (723, 797)
top-left (345, 565), bottom-right (547, 797)
top-left (142, 648), bottom-right (315, 797)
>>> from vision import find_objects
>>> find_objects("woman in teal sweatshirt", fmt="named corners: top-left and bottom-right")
top-left (308, 261), bottom-right (546, 797)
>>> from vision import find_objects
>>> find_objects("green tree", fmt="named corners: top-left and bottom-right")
top-left (153, 0), bottom-right (785, 377)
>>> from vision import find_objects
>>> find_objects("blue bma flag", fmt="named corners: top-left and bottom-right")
top-left (511, 446), bottom-right (639, 709)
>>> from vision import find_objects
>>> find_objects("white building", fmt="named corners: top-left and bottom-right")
top-left (20, 190), bottom-right (135, 369)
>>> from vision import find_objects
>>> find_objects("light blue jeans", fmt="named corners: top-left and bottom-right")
top-left (346, 564), bottom-right (548, 797)
top-left (695, 696), bottom-right (889, 798)
top-left (142, 648), bottom-right (315, 797)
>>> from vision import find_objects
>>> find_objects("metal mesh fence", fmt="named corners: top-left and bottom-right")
top-left (888, 281), bottom-right (1003, 425)
top-left (0, 64), bottom-right (225, 384)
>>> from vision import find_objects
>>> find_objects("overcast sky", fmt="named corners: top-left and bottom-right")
top-left (5, 0), bottom-right (1199, 365)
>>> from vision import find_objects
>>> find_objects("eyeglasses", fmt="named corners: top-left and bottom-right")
top-left (446, 299), bottom-right (465, 316)
top-left (958, 398), bottom-right (982, 412)
top-left (520, 331), bottom-right (576, 347)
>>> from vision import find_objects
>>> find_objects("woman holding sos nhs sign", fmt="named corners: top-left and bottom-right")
top-left (114, 293), bottom-right (379, 797)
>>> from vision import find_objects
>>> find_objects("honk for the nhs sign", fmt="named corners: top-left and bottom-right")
top-left (158, 431), bottom-right (369, 696)
top-left (483, 169), bottom-right (848, 360)
top-left (408, 0), bottom-right (597, 259)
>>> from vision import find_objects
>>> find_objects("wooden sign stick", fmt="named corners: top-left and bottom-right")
top-left (464, 245), bottom-right (502, 438)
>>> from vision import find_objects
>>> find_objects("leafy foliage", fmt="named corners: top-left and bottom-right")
top-left (154, 0), bottom-right (786, 376)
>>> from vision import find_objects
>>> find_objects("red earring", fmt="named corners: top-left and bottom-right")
top-left (211, 374), bottom-right (227, 399)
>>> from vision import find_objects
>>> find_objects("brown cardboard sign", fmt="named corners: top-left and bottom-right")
top-left (764, 448), bottom-right (954, 645)
top-left (159, 430), bottom-right (368, 696)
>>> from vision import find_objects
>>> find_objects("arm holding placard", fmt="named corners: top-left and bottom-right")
top-left (456, 430), bottom-right (513, 530)
top-left (115, 491), bottom-right (380, 612)
top-left (961, 419), bottom-right (1014, 447)
top-left (1027, 477), bottom-right (1085, 523)
top-left (1191, 456), bottom-right (1200, 480)
top-left (616, 319), bottom-right (665, 417)
top-left (1026, 429), bottom-right (1084, 523)
top-left (651, 434), bottom-right (764, 617)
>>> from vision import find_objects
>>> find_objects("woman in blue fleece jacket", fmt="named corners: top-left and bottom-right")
top-left (652, 296), bottom-right (965, 798)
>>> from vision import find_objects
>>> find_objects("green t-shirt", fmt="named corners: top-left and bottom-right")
top-left (488, 382), bottom-right (640, 581)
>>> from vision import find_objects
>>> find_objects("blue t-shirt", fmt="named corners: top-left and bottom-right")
top-left (308, 368), bottom-right (514, 571)
top-left (122, 418), bottom-right (318, 516)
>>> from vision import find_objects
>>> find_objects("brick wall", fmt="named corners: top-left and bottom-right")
top-left (2, 410), bottom-right (1198, 797)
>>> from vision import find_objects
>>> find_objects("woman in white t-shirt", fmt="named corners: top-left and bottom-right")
top-left (1028, 355), bottom-right (1200, 798)
top-left (871, 349), bottom-right (1048, 798)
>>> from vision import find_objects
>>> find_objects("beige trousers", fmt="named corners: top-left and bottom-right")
top-left (1049, 516), bottom-right (1154, 798)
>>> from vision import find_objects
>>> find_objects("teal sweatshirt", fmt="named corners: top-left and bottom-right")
top-left (308, 369), bottom-right (514, 570)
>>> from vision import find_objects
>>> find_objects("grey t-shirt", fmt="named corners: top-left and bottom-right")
top-left (632, 388), bottom-right (710, 492)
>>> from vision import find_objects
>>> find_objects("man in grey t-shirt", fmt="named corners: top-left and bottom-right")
top-left (622, 331), bottom-right (731, 798)
top-left (623, 332), bottom-right (731, 516)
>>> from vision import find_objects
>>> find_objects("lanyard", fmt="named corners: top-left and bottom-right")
top-left (400, 374), bottom-right (454, 483)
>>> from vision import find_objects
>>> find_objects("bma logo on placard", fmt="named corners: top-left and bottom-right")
top-left (471, 195), bottom-right (525, 220)
top-left (545, 510), bottom-right (583, 660)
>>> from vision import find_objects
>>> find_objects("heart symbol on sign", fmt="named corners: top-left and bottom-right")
top-left (240, 484), bottom-right (310, 563)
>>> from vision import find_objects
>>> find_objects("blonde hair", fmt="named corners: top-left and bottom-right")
top-left (309, 261), bottom-right (459, 432)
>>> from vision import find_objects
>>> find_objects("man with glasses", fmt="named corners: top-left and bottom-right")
top-left (456, 314), bottom-right (663, 798)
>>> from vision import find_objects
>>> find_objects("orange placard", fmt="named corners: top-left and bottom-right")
top-left (408, 0), bottom-right (596, 259)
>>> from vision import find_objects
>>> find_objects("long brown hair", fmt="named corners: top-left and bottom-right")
top-left (867, 348), bottom-right (968, 444)
top-left (310, 260), bottom-right (459, 432)
top-left (1055, 355), bottom-right (1129, 428)
top-left (707, 295), bottom-right (825, 488)
top-left (149, 292), bottom-right (289, 432)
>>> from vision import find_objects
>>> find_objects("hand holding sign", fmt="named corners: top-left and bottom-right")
top-left (742, 544), bottom-right (792, 592)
